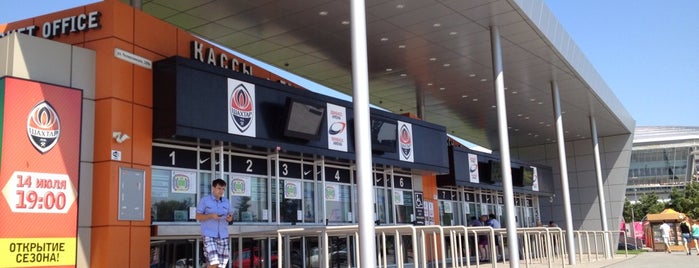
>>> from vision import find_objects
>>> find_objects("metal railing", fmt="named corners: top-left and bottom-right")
top-left (235, 224), bottom-right (622, 268)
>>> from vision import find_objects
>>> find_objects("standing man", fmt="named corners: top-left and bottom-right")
top-left (660, 220), bottom-right (672, 254)
top-left (196, 178), bottom-right (233, 268)
top-left (488, 214), bottom-right (502, 259)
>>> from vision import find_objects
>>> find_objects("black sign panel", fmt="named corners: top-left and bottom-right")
top-left (231, 155), bottom-right (268, 175)
top-left (413, 191), bottom-right (425, 225)
top-left (152, 146), bottom-right (198, 169)
top-left (273, 160), bottom-right (301, 178)
top-left (438, 190), bottom-right (458, 201)
top-left (301, 165), bottom-right (315, 180)
top-left (198, 151), bottom-right (213, 170)
top-left (153, 56), bottom-right (450, 174)
top-left (373, 173), bottom-right (386, 186)
top-left (324, 166), bottom-right (351, 184)
top-left (392, 175), bottom-right (412, 189)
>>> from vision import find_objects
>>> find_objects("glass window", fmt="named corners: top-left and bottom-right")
top-left (151, 168), bottom-right (197, 222)
top-left (439, 200), bottom-right (460, 226)
top-left (325, 183), bottom-right (352, 223)
top-left (272, 178), bottom-right (304, 224)
top-left (304, 181), bottom-right (316, 223)
top-left (394, 190), bottom-right (414, 224)
top-left (230, 174), bottom-right (268, 223)
top-left (375, 187), bottom-right (388, 224)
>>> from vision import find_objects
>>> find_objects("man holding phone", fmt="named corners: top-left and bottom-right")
top-left (196, 178), bottom-right (233, 268)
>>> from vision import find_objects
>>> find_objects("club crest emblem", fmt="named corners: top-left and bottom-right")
top-left (27, 101), bottom-right (60, 154)
top-left (399, 124), bottom-right (412, 158)
top-left (229, 84), bottom-right (254, 133)
top-left (231, 178), bottom-right (246, 195)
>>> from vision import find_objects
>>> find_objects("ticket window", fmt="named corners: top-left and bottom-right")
top-left (273, 178), bottom-right (304, 224)
top-left (323, 166), bottom-right (353, 224)
top-left (374, 185), bottom-right (390, 224)
top-left (392, 175), bottom-right (414, 224)
top-left (229, 174), bottom-right (269, 223)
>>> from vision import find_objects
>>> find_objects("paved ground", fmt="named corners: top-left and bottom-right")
top-left (518, 251), bottom-right (699, 268)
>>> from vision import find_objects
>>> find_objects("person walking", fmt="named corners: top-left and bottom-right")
top-left (680, 217), bottom-right (692, 255)
top-left (692, 220), bottom-right (699, 255)
top-left (196, 178), bottom-right (233, 268)
top-left (660, 221), bottom-right (672, 254)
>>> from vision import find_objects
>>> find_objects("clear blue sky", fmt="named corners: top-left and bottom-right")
top-left (2, 1), bottom-right (697, 127)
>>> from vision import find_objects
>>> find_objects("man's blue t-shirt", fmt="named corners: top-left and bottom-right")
top-left (196, 194), bottom-right (230, 238)
top-left (488, 218), bottom-right (501, 229)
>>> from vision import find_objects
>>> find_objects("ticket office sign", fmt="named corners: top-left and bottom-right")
top-left (0, 77), bottom-right (82, 267)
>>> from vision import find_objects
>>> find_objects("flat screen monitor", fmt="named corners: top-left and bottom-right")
top-left (522, 166), bottom-right (535, 187)
top-left (478, 161), bottom-right (491, 182)
top-left (490, 160), bottom-right (502, 184)
top-left (370, 117), bottom-right (397, 153)
top-left (283, 97), bottom-right (325, 140)
top-left (512, 166), bottom-right (524, 187)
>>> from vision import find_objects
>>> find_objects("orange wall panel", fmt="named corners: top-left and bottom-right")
top-left (176, 29), bottom-right (195, 58)
top-left (134, 9), bottom-right (177, 57)
top-left (92, 162), bottom-right (123, 227)
top-left (132, 47), bottom-right (162, 107)
top-left (94, 99), bottom-right (134, 163)
top-left (422, 173), bottom-right (439, 224)
top-left (84, 38), bottom-right (134, 101)
top-left (84, 1), bottom-right (134, 44)
top-left (132, 105), bottom-right (153, 166)
top-left (129, 226), bottom-right (152, 267)
top-left (90, 226), bottom-right (132, 267)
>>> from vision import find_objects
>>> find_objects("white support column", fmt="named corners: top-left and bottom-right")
top-left (590, 116), bottom-right (611, 258)
top-left (490, 25), bottom-right (520, 268)
top-left (551, 80), bottom-right (576, 265)
top-left (350, 1), bottom-right (377, 268)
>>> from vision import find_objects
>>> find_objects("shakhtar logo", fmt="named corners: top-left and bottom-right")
top-left (27, 101), bottom-right (61, 154)
top-left (399, 124), bottom-right (412, 158)
top-left (229, 84), bottom-right (254, 132)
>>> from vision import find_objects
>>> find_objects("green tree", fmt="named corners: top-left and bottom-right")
top-left (668, 182), bottom-right (699, 219)
top-left (627, 192), bottom-right (665, 221)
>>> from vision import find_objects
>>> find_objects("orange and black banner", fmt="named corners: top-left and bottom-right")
top-left (0, 77), bottom-right (82, 267)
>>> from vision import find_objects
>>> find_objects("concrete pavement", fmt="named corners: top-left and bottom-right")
top-left (518, 251), bottom-right (698, 268)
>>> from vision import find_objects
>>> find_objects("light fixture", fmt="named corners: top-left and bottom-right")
top-left (112, 131), bottom-right (130, 144)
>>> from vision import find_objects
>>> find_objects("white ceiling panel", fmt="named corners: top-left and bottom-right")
top-left (138, 0), bottom-right (633, 150)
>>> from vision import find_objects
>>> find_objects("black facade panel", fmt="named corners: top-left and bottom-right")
top-left (153, 56), bottom-right (449, 173)
top-left (437, 146), bottom-right (554, 195)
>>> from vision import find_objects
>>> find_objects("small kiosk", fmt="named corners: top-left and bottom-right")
top-left (645, 208), bottom-right (690, 252)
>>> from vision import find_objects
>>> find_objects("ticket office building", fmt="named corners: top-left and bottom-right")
top-left (0, 1), bottom-right (569, 267)
top-left (149, 56), bottom-right (549, 267)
